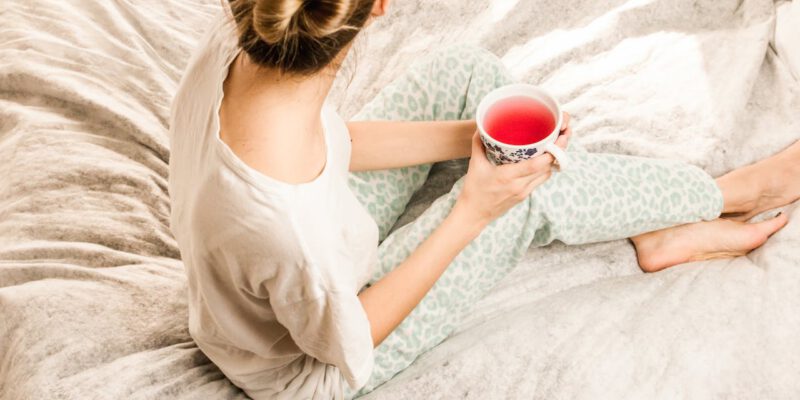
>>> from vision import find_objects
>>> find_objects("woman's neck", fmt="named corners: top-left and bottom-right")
top-left (233, 53), bottom-right (337, 117)
top-left (221, 46), bottom-right (353, 145)
top-left (220, 52), bottom-right (341, 155)
top-left (218, 48), bottom-right (353, 183)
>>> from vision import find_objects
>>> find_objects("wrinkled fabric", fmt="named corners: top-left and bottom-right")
top-left (1, 0), bottom-right (799, 399)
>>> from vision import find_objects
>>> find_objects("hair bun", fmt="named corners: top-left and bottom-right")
top-left (253, 0), bottom-right (358, 43)
top-left (230, 0), bottom-right (374, 75)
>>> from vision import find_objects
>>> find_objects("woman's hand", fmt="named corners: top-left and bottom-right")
top-left (358, 112), bottom-right (573, 347)
top-left (557, 111), bottom-right (572, 150)
top-left (455, 131), bottom-right (555, 226)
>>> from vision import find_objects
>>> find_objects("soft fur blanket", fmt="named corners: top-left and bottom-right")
top-left (1, 0), bottom-right (798, 399)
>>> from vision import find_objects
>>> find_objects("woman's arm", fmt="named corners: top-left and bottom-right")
top-left (356, 200), bottom-right (487, 346)
top-left (347, 113), bottom-right (571, 172)
top-left (357, 132), bottom-right (563, 346)
top-left (347, 120), bottom-right (476, 171)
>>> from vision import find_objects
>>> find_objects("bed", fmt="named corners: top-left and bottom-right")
top-left (1, 0), bottom-right (799, 398)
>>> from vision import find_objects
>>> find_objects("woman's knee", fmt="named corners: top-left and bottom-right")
top-left (436, 43), bottom-right (504, 71)
top-left (410, 43), bottom-right (507, 78)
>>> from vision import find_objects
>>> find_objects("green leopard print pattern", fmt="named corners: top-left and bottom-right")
top-left (344, 44), bottom-right (723, 398)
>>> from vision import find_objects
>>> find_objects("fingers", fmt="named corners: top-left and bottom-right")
top-left (469, 131), bottom-right (492, 167)
top-left (471, 130), bottom-right (485, 155)
top-left (555, 127), bottom-right (571, 150)
top-left (501, 152), bottom-right (555, 178)
top-left (556, 112), bottom-right (572, 150)
top-left (526, 169), bottom-right (552, 192)
top-left (513, 168), bottom-right (552, 200)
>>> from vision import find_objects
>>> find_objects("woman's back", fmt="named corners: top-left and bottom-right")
top-left (168, 13), bottom-right (378, 399)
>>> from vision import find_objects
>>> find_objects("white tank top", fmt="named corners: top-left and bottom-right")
top-left (168, 11), bottom-right (377, 400)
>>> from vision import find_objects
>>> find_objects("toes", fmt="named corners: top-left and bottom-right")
top-left (746, 213), bottom-right (789, 248)
top-left (757, 212), bottom-right (789, 236)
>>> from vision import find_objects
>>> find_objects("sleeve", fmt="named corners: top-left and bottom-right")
top-left (266, 281), bottom-right (375, 390)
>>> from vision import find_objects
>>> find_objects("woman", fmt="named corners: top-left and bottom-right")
top-left (168, 0), bottom-right (797, 398)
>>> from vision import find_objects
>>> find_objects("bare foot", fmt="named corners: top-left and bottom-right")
top-left (631, 214), bottom-right (789, 273)
top-left (718, 140), bottom-right (800, 220)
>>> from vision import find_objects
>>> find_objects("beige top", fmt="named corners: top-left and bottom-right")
top-left (168, 11), bottom-right (378, 400)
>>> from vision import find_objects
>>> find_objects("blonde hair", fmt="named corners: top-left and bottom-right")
top-left (228, 0), bottom-right (375, 75)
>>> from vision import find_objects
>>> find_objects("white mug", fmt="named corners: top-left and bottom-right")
top-left (476, 84), bottom-right (570, 169)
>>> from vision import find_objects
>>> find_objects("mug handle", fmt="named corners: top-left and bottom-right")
top-left (543, 142), bottom-right (570, 171)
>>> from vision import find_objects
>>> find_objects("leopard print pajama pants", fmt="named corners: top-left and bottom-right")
top-left (344, 44), bottom-right (723, 398)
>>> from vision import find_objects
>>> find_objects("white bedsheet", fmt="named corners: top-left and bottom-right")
top-left (0, 0), bottom-right (798, 399)
top-left (776, 0), bottom-right (800, 80)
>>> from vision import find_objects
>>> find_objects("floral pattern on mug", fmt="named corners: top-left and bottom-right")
top-left (481, 136), bottom-right (539, 165)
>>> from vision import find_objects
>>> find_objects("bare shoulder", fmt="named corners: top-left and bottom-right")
top-left (218, 101), bottom-right (326, 185)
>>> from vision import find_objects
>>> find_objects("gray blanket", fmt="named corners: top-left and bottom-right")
top-left (1, 0), bottom-right (799, 399)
